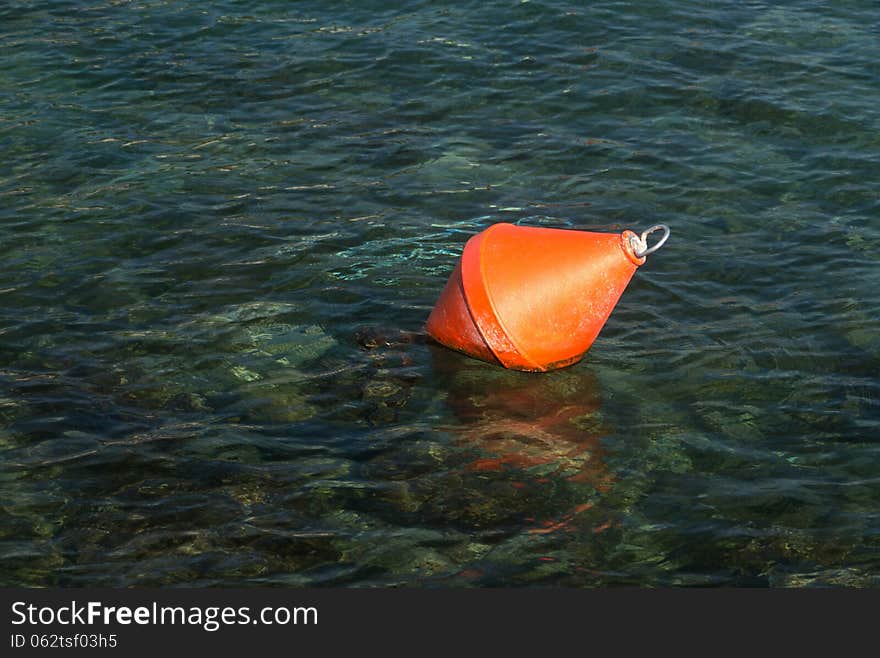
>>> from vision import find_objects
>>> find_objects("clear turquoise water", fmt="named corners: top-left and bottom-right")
top-left (1, 0), bottom-right (879, 587)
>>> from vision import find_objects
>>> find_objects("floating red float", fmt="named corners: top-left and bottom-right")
top-left (425, 223), bottom-right (669, 371)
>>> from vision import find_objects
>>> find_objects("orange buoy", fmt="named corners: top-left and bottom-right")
top-left (425, 222), bottom-right (669, 371)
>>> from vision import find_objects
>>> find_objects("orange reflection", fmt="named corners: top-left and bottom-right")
top-left (432, 346), bottom-right (616, 535)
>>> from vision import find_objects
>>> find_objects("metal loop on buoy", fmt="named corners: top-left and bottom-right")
top-left (631, 224), bottom-right (670, 258)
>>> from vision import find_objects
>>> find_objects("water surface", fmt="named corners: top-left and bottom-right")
top-left (1, 0), bottom-right (879, 587)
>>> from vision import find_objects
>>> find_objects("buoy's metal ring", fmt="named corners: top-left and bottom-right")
top-left (631, 224), bottom-right (670, 258)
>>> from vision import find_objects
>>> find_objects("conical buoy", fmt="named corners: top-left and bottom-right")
top-left (425, 223), bottom-right (669, 372)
